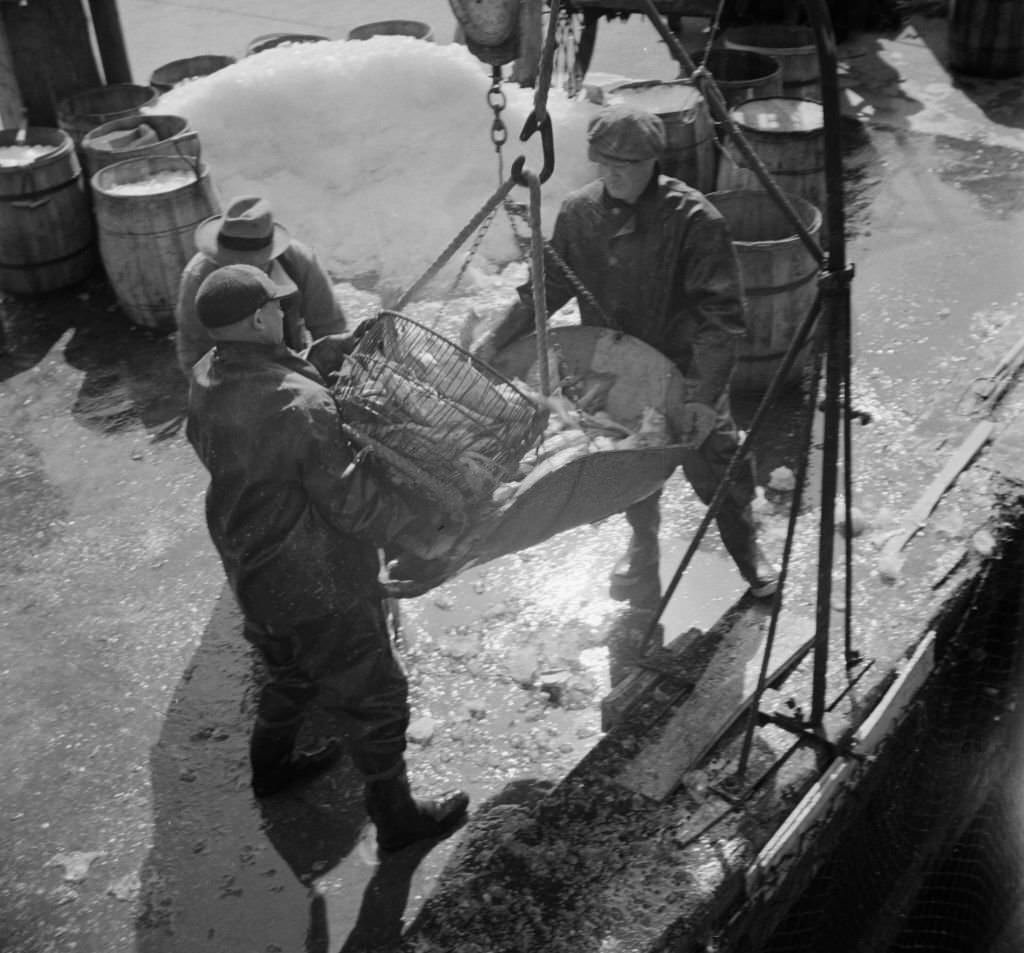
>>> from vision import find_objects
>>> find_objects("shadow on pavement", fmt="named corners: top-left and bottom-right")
top-left (136, 585), bottom-right (456, 953)
top-left (0, 273), bottom-right (187, 438)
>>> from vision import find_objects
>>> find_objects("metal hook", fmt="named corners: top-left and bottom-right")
top-left (517, 110), bottom-right (555, 184)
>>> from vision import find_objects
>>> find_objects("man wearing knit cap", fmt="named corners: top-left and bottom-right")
top-left (185, 264), bottom-right (469, 851)
top-left (474, 103), bottom-right (777, 619)
top-left (175, 195), bottom-right (346, 375)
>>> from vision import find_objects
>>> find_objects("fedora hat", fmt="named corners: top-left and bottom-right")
top-left (194, 195), bottom-right (292, 266)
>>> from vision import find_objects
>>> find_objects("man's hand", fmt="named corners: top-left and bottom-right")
top-left (304, 317), bottom-right (380, 379)
top-left (677, 401), bottom-right (718, 447)
top-left (304, 333), bottom-right (356, 379)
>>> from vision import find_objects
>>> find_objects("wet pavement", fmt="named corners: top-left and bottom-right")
top-left (2, 5), bottom-right (1024, 953)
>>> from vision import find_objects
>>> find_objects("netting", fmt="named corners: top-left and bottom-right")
top-left (716, 520), bottom-right (1024, 953)
top-left (333, 311), bottom-right (547, 519)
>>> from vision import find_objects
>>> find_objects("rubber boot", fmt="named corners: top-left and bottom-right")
top-left (608, 495), bottom-right (662, 609)
top-left (716, 504), bottom-right (779, 598)
top-left (365, 768), bottom-right (469, 852)
top-left (250, 717), bottom-right (342, 798)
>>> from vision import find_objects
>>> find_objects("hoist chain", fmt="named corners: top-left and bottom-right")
top-left (487, 65), bottom-right (508, 182)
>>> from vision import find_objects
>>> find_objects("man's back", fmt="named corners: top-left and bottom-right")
top-left (187, 342), bottom-right (380, 624)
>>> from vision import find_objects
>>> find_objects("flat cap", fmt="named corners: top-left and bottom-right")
top-left (195, 263), bottom-right (296, 329)
top-left (587, 104), bottom-right (666, 162)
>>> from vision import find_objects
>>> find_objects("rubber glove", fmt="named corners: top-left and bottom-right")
top-left (678, 401), bottom-right (718, 447)
top-left (304, 317), bottom-right (379, 379)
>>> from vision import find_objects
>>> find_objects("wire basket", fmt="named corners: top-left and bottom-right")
top-left (333, 311), bottom-right (547, 517)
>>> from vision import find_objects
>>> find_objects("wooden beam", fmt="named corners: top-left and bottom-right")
top-left (611, 610), bottom-right (816, 802)
top-left (879, 420), bottom-right (995, 563)
top-left (87, 0), bottom-right (133, 84)
top-left (747, 631), bottom-right (936, 897)
top-left (0, 14), bottom-right (23, 129)
top-left (0, 0), bottom-right (102, 126)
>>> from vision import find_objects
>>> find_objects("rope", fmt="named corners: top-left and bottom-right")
top-left (394, 175), bottom-right (517, 311)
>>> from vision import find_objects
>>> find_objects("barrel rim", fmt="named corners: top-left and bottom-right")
top-left (728, 95), bottom-right (824, 134)
top-left (149, 54), bottom-right (237, 92)
top-left (707, 188), bottom-right (822, 247)
top-left (0, 128), bottom-right (74, 169)
top-left (723, 24), bottom-right (816, 54)
top-left (347, 19), bottom-right (433, 39)
top-left (57, 83), bottom-right (159, 118)
top-left (91, 154), bottom-right (208, 195)
top-left (690, 46), bottom-right (783, 81)
top-left (605, 77), bottom-right (706, 113)
top-left (82, 113), bottom-right (190, 146)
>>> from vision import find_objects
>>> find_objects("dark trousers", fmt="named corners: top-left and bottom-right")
top-left (243, 599), bottom-right (409, 780)
top-left (625, 395), bottom-right (759, 575)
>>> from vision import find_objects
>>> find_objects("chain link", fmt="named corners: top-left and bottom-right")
top-left (487, 65), bottom-right (508, 182)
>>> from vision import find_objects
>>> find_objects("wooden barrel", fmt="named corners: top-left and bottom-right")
top-left (0, 128), bottom-right (96, 294)
top-left (149, 54), bottom-right (236, 93)
top-left (715, 97), bottom-right (825, 214)
top-left (708, 189), bottom-right (821, 395)
top-left (81, 114), bottom-right (200, 177)
top-left (689, 48), bottom-right (784, 109)
top-left (245, 33), bottom-right (330, 55)
top-left (91, 155), bottom-right (220, 332)
top-left (723, 25), bottom-right (820, 101)
top-left (56, 84), bottom-right (159, 151)
top-left (604, 80), bottom-right (717, 193)
top-left (348, 20), bottom-right (434, 42)
top-left (948, 0), bottom-right (1024, 78)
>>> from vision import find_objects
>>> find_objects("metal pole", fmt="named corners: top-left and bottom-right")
top-left (800, 0), bottom-right (855, 728)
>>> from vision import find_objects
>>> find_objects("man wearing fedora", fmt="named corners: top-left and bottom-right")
top-left (175, 195), bottom-right (346, 376)
top-left (186, 262), bottom-right (469, 851)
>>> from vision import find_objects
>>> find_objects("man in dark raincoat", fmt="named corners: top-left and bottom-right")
top-left (474, 103), bottom-right (778, 610)
top-left (185, 263), bottom-right (468, 851)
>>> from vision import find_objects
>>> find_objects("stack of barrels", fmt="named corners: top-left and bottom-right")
top-left (673, 25), bottom-right (828, 397)
top-left (0, 27), bottom-right (432, 330)
top-left (0, 68), bottom-right (227, 332)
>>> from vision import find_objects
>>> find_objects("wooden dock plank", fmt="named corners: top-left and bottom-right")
top-left (746, 631), bottom-right (936, 896)
top-left (612, 611), bottom-right (816, 802)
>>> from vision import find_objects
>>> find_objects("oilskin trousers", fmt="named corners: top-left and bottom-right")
top-left (244, 598), bottom-right (410, 781)
top-left (618, 400), bottom-right (759, 595)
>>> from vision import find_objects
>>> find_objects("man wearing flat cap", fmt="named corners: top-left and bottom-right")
top-left (474, 102), bottom-right (777, 613)
top-left (175, 195), bottom-right (346, 375)
top-left (185, 263), bottom-right (469, 850)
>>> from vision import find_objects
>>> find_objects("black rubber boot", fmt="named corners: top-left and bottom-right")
top-left (609, 495), bottom-right (662, 608)
top-left (716, 505), bottom-right (779, 598)
top-left (365, 769), bottom-right (469, 852)
top-left (250, 718), bottom-right (342, 798)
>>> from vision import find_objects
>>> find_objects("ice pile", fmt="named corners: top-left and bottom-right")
top-left (157, 37), bottom-right (602, 296)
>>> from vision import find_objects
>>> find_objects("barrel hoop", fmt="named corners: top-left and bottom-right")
top-left (743, 270), bottom-right (818, 296)
top-left (96, 222), bottom-right (205, 239)
top-left (0, 171), bottom-right (82, 203)
top-left (0, 242), bottom-right (94, 271)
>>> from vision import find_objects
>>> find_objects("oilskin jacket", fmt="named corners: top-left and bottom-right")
top-left (175, 240), bottom-right (346, 375)
top-left (490, 175), bottom-right (747, 406)
top-left (186, 342), bottom-right (427, 629)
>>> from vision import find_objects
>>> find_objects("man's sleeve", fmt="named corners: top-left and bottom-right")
top-left (681, 209), bottom-right (747, 405)
top-left (175, 259), bottom-right (214, 377)
top-left (479, 206), bottom-right (577, 354)
top-left (300, 392), bottom-right (445, 549)
top-left (294, 247), bottom-right (347, 341)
